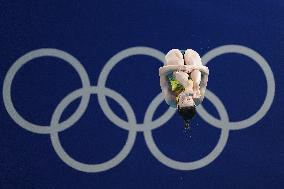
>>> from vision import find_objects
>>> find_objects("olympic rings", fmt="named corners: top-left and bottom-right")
top-left (3, 49), bottom-right (91, 134)
top-left (144, 90), bottom-right (230, 170)
top-left (50, 87), bottom-right (137, 172)
top-left (97, 47), bottom-right (176, 132)
top-left (198, 45), bottom-right (275, 130)
top-left (2, 45), bottom-right (275, 172)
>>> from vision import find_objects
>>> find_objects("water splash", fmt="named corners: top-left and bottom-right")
top-left (182, 121), bottom-right (200, 139)
top-left (183, 124), bottom-right (192, 139)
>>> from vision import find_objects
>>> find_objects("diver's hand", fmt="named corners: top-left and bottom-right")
top-left (178, 65), bottom-right (195, 73)
top-left (185, 65), bottom-right (194, 73)
top-left (177, 65), bottom-right (187, 72)
top-left (200, 66), bottom-right (209, 75)
top-left (192, 65), bottom-right (209, 75)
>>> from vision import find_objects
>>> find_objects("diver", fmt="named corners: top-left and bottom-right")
top-left (159, 49), bottom-right (209, 129)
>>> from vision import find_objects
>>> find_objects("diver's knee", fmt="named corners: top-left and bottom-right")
top-left (165, 49), bottom-right (184, 66)
top-left (184, 49), bottom-right (202, 65)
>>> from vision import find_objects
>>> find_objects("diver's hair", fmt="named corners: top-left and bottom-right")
top-left (177, 105), bottom-right (196, 122)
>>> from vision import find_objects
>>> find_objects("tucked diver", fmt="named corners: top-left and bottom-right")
top-left (159, 49), bottom-right (209, 129)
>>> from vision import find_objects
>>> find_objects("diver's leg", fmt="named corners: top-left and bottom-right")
top-left (184, 49), bottom-right (202, 97)
top-left (191, 70), bottom-right (201, 98)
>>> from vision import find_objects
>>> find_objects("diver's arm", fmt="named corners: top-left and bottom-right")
top-left (159, 65), bottom-right (196, 76)
top-left (159, 65), bottom-right (181, 76)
